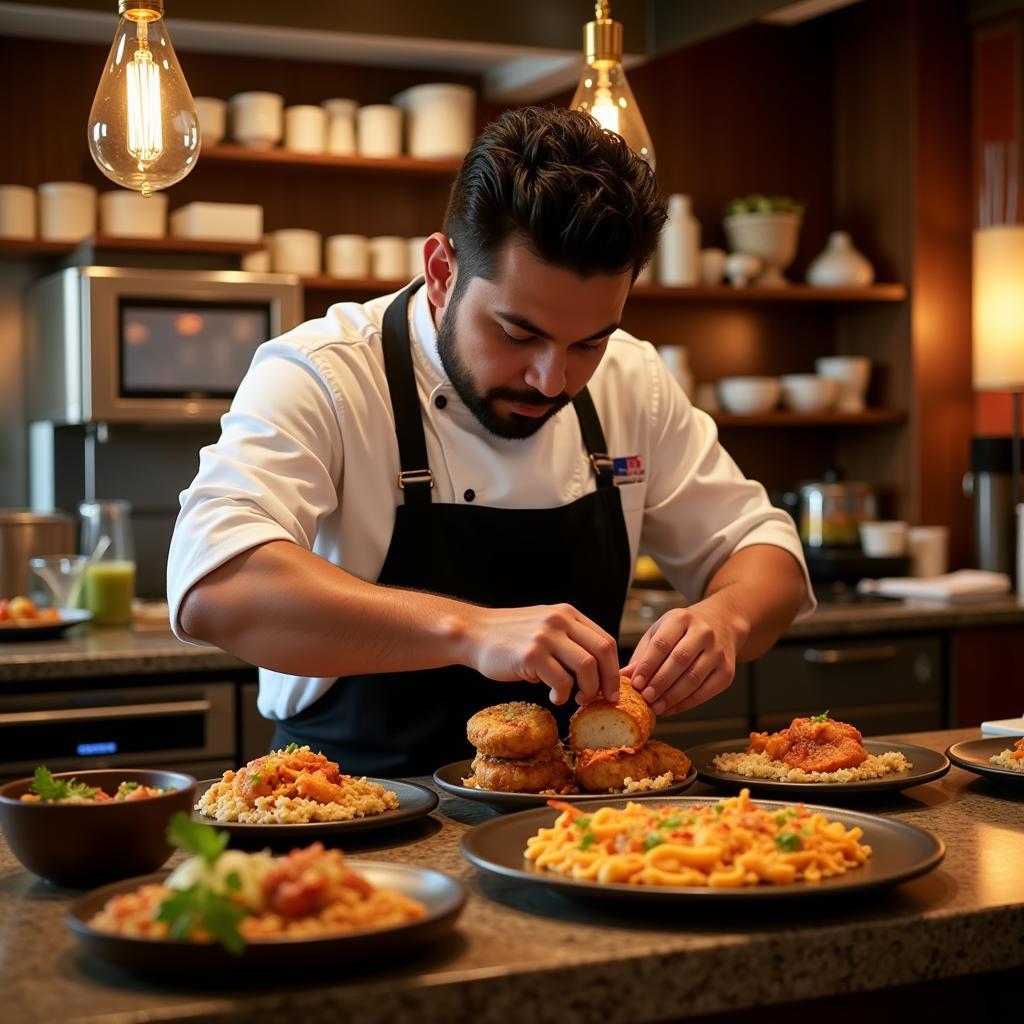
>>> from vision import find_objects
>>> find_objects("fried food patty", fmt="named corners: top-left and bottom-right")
top-left (573, 745), bottom-right (661, 792)
top-left (467, 702), bottom-right (559, 759)
top-left (748, 717), bottom-right (867, 774)
top-left (646, 740), bottom-right (692, 780)
top-left (470, 746), bottom-right (572, 793)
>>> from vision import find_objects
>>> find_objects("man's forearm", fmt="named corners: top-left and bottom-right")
top-left (178, 540), bottom-right (474, 677)
top-left (699, 544), bottom-right (807, 661)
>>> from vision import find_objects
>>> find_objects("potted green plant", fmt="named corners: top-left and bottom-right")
top-left (723, 195), bottom-right (805, 287)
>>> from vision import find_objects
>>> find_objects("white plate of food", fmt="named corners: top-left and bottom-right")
top-left (460, 789), bottom-right (944, 902)
top-left (687, 715), bottom-right (949, 798)
top-left (190, 744), bottom-right (437, 837)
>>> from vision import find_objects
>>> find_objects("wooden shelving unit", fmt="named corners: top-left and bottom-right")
top-left (712, 410), bottom-right (906, 428)
top-left (0, 235), bottom-right (266, 257)
top-left (630, 283), bottom-right (907, 303)
top-left (199, 144), bottom-right (463, 178)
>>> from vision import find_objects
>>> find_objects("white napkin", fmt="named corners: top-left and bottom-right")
top-left (981, 717), bottom-right (1024, 737)
top-left (857, 569), bottom-right (1012, 603)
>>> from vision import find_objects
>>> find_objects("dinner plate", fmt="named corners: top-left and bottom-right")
top-left (0, 608), bottom-right (92, 642)
top-left (946, 736), bottom-right (1024, 788)
top-left (433, 758), bottom-right (697, 811)
top-left (190, 777), bottom-right (438, 837)
top-left (460, 795), bottom-right (944, 902)
top-left (66, 861), bottom-right (467, 972)
top-left (687, 738), bottom-right (950, 798)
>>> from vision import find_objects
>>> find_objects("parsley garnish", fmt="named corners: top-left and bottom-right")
top-left (29, 765), bottom-right (98, 802)
top-left (775, 832), bottom-right (803, 853)
top-left (643, 832), bottom-right (665, 851)
top-left (283, 742), bottom-right (298, 754)
top-left (579, 829), bottom-right (597, 851)
top-left (658, 815), bottom-right (683, 829)
top-left (810, 710), bottom-right (831, 724)
top-left (166, 811), bottom-right (229, 865)
top-left (774, 812), bottom-right (788, 826)
top-left (713, 803), bottom-right (725, 816)
top-left (574, 816), bottom-right (591, 829)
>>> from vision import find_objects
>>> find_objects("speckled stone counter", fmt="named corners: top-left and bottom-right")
top-left (1, 729), bottom-right (1022, 1024)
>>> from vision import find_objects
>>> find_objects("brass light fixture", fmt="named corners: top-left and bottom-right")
top-left (87, 1), bottom-right (199, 196)
top-left (570, 0), bottom-right (655, 168)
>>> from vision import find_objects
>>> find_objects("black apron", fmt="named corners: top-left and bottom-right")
top-left (273, 281), bottom-right (632, 776)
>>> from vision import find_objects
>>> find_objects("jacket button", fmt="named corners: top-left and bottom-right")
top-left (464, 489), bottom-right (475, 502)
top-left (434, 394), bottom-right (447, 409)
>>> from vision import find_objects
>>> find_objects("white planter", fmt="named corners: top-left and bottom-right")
top-left (723, 211), bottom-right (802, 286)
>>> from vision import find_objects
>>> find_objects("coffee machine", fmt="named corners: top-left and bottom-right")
top-left (963, 437), bottom-right (1015, 574)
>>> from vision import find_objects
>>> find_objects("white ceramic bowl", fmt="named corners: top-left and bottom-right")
top-left (392, 83), bottom-right (475, 160)
top-left (230, 91), bottom-right (283, 149)
top-left (859, 520), bottom-right (908, 557)
top-left (814, 356), bottom-right (871, 412)
top-left (779, 374), bottom-right (839, 414)
top-left (717, 376), bottom-right (781, 415)
top-left (99, 190), bottom-right (167, 238)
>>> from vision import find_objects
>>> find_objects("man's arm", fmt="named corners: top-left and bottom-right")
top-left (622, 544), bottom-right (807, 716)
top-left (180, 539), bottom-right (621, 705)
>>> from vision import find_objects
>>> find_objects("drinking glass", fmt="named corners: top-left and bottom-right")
top-left (28, 554), bottom-right (88, 609)
top-left (79, 500), bottom-right (135, 626)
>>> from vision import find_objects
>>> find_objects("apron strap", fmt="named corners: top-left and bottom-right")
top-left (381, 279), bottom-right (433, 506)
top-left (381, 278), bottom-right (615, 502)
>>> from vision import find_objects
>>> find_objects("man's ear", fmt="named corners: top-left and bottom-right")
top-left (423, 232), bottom-right (456, 314)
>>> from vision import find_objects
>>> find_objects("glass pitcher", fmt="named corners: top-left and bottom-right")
top-left (79, 499), bottom-right (135, 626)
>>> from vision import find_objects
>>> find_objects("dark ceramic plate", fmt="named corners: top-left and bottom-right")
top-left (946, 736), bottom-right (1024, 788)
top-left (687, 739), bottom-right (950, 798)
top-left (67, 861), bottom-right (467, 972)
top-left (0, 608), bottom-right (92, 642)
top-left (433, 758), bottom-right (697, 812)
top-left (191, 777), bottom-right (438, 837)
top-left (460, 795), bottom-right (944, 902)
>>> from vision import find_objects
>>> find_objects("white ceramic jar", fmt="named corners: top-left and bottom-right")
top-left (807, 231), bottom-right (875, 287)
top-left (407, 236), bottom-right (429, 277)
top-left (193, 97), bottom-right (227, 147)
top-left (814, 355), bottom-right (872, 412)
top-left (0, 185), bottom-right (36, 239)
top-left (658, 194), bottom-right (700, 287)
top-left (38, 182), bottom-right (97, 242)
top-left (369, 235), bottom-right (407, 279)
top-left (392, 83), bottom-right (475, 160)
top-left (284, 105), bottom-right (327, 154)
top-left (230, 92), bottom-right (284, 149)
top-left (270, 228), bottom-right (322, 275)
top-left (326, 234), bottom-right (370, 278)
top-left (357, 105), bottom-right (403, 158)
top-left (99, 190), bottom-right (167, 238)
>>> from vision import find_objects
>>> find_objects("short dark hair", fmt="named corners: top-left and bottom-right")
top-left (443, 106), bottom-right (666, 290)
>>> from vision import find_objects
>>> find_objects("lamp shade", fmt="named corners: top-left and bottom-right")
top-left (974, 225), bottom-right (1024, 390)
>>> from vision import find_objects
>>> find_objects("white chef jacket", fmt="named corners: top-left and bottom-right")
top-left (167, 283), bottom-right (815, 720)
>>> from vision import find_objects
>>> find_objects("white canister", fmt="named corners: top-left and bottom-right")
top-left (193, 96), bottom-right (227, 147)
top-left (699, 247), bottom-right (727, 286)
top-left (392, 83), bottom-right (475, 160)
top-left (326, 113), bottom-right (356, 156)
top-left (284, 105), bottom-right (327, 154)
top-left (407, 236), bottom-right (429, 277)
top-left (326, 234), bottom-right (370, 278)
top-left (0, 185), bottom-right (36, 239)
top-left (323, 98), bottom-right (358, 120)
top-left (357, 105), bottom-right (403, 159)
top-left (38, 182), bottom-right (97, 242)
top-left (99, 190), bottom-right (167, 238)
top-left (369, 235), bottom-right (407, 279)
top-left (907, 525), bottom-right (949, 578)
top-left (270, 228), bottom-right (322, 275)
top-left (230, 92), bottom-right (284, 149)
top-left (658, 194), bottom-right (700, 287)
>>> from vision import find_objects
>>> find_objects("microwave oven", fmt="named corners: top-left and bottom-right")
top-left (27, 266), bottom-right (304, 424)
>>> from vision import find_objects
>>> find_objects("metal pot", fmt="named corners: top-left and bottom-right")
top-left (798, 478), bottom-right (877, 548)
top-left (0, 509), bottom-right (76, 597)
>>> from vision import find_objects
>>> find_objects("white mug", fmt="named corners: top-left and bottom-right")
top-left (230, 92), bottom-right (283, 149)
top-left (357, 105), bottom-right (403, 158)
top-left (99, 190), bottom-right (167, 238)
top-left (859, 520), bottom-right (909, 558)
top-left (326, 234), bottom-right (369, 278)
top-left (270, 228), bottom-right (321, 275)
top-left (38, 182), bottom-right (97, 242)
top-left (369, 235), bottom-right (407, 279)
top-left (284, 105), bottom-right (327, 154)
top-left (327, 113), bottom-right (356, 156)
top-left (0, 184), bottom-right (35, 239)
top-left (907, 525), bottom-right (949, 578)
top-left (194, 96), bottom-right (226, 146)
top-left (407, 236), bottom-right (429, 277)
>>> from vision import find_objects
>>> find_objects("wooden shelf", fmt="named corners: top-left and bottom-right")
top-left (0, 235), bottom-right (266, 257)
top-left (199, 144), bottom-right (463, 177)
top-left (631, 283), bottom-right (907, 303)
top-left (302, 275), bottom-right (407, 292)
top-left (712, 410), bottom-right (906, 427)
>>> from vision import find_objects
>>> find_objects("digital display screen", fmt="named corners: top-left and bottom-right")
top-left (120, 300), bottom-right (270, 398)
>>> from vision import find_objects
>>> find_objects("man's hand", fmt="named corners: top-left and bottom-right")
top-left (622, 603), bottom-right (745, 716)
top-left (462, 603), bottom-right (620, 707)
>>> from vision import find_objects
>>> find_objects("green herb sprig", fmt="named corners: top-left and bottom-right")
top-left (29, 765), bottom-right (99, 802)
top-left (810, 710), bottom-right (831, 724)
top-left (775, 832), bottom-right (803, 853)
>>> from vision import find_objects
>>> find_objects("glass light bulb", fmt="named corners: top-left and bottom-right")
top-left (571, 61), bottom-right (654, 169)
top-left (87, 6), bottom-right (199, 196)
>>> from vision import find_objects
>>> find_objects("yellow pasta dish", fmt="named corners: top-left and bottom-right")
top-left (524, 788), bottom-right (871, 887)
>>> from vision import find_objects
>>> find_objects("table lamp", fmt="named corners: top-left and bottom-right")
top-left (973, 224), bottom-right (1024, 583)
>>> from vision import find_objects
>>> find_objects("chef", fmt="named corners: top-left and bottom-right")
top-left (167, 106), bottom-right (814, 777)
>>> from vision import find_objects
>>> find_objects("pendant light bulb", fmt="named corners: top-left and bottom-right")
top-left (570, 0), bottom-right (655, 169)
top-left (87, 1), bottom-right (199, 196)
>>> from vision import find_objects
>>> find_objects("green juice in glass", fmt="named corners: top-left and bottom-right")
top-left (82, 561), bottom-right (135, 625)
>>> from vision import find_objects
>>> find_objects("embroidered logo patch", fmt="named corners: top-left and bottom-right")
top-left (613, 454), bottom-right (645, 484)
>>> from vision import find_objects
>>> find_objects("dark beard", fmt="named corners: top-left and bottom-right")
top-left (435, 300), bottom-right (571, 441)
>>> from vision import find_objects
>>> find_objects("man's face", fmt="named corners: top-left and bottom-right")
top-left (433, 239), bottom-right (633, 440)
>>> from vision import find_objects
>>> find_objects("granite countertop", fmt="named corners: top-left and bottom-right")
top-left (4, 595), bottom-right (1024, 685)
top-left (1, 729), bottom-right (1022, 1024)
